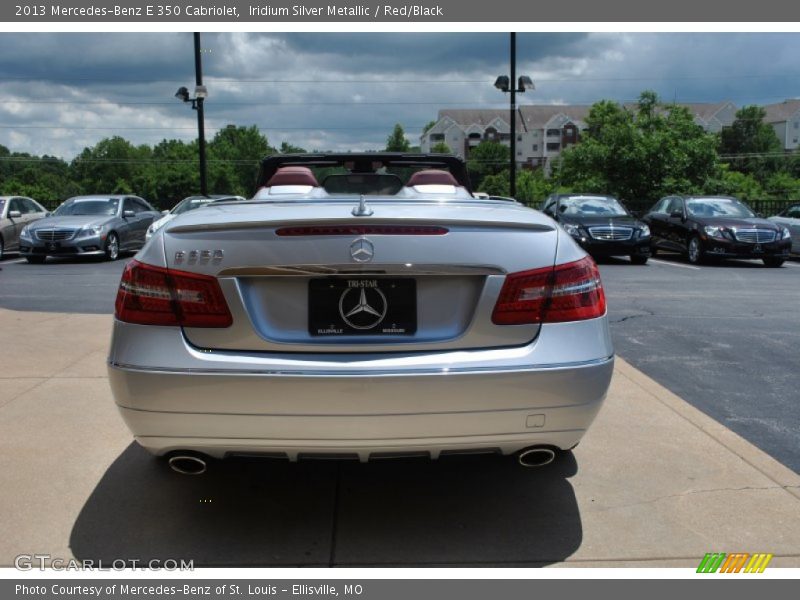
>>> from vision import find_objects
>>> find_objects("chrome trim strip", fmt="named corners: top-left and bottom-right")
top-left (108, 355), bottom-right (613, 378)
top-left (216, 263), bottom-right (507, 277)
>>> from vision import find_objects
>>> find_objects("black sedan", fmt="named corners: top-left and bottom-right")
top-left (642, 195), bottom-right (792, 267)
top-left (542, 193), bottom-right (652, 264)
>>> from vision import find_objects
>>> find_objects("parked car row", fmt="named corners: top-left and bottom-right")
top-left (0, 194), bottom-right (244, 263)
top-left (545, 193), bottom-right (796, 267)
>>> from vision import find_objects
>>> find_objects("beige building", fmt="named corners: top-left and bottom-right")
top-left (763, 99), bottom-right (800, 151)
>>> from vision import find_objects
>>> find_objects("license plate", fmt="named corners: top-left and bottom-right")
top-left (309, 278), bottom-right (416, 336)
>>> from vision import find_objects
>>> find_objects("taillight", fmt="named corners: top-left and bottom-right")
top-left (491, 256), bottom-right (606, 325)
top-left (115, 260), bottom-right (232, 328)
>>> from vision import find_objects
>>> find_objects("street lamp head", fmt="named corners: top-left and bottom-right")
top-left (494, 75), bottom-right (510, 92)
top-left (518, 76), bottom-right (534, 92)
top-left (174, 86), bottom-right (191, 103)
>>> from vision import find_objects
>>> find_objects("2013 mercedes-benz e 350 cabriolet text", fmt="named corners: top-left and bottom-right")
top-left (108, 154), bottom-right (613, 473)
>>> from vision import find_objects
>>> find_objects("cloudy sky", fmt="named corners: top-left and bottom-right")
top-left (1, 32), bottom-right (800, 159)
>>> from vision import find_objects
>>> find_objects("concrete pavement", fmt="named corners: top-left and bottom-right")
top-left (0, 308), bottom-right (798, 567)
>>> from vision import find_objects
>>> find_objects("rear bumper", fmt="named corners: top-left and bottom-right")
top-left (107, 317), bottom-right (614, 460)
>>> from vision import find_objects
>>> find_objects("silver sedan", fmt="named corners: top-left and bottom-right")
top-left (0, 196), bottom-right (48, 260)
top-left (768, 203), bottom-right (800, 254)
top-left (20, 195), bottom-right (160, 263)
top-left (108, 154), bottom-right (613, 474)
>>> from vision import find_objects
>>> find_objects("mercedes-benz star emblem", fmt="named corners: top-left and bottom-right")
top-left (349, 237), bottom-right (374, 263)
top-left (338, 287), bottom-right (387, 330)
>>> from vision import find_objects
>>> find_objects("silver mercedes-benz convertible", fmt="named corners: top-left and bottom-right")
top-left (108, 154), bottom-right (613, 473)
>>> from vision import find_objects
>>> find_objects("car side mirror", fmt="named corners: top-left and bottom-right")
top-left (8, 210), bottom-right (21, 219)
top-left (669, 210), bottom-right (683, 219)
top-left (123, 210), bottom-right (136, 218)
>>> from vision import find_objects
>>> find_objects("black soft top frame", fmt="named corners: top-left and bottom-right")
top-left (255, 153), bottom-right (473, 194)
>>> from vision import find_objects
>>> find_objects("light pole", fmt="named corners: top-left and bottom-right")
top-left (494, 32), bottom-right (534, 199)
top-left (175, 32), bottom-right (208, 196)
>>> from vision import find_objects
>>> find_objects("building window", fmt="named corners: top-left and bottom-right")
top-left (517, 151), bottom-right (523, 156)
top-left (795, 122), bottom-right (799, 129)
top-left (532, 144), bottom-right (538, 151)
top-left (430, 133), bottom-right (444, 142)
top-left (546, 128), bottom-right (561, 136)
top-left (546, 142), bottom-right (560, 151)
top-left (517, 135), bottom-right (523, 142)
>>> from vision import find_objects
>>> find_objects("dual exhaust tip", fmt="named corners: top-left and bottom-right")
top-left (167, 446), bottom-right (557, 474)
top-left (167, 454), bottom-right (208, 475)
top-left (516, 446), bottom-right (557, 468)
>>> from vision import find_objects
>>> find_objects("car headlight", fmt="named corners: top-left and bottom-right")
top-left (20, 225), bottom-right (31, 238)
top-left (562, 223), bottom-right (582, 237)
top-left (780, 227), bottom-right (791, 240)
top-left (80, 225), bottom-right (104, 237)
top-left (704, 225), bottom-right (727, 239)
top-left (638, 224), bottom-right (650, 238)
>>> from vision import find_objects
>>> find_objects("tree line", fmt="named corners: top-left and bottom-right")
top-left (466, 91), bottom-right (800, 211)
top-left (2, 93), bottom-right (800, 213)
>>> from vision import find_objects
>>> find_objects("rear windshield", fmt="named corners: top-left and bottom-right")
top-left (173, 198), bottom-right (214, 215)
top-left (559, 196), bottom-right (628, 217)
top-left (686, 198), bottom-right (755, 218)
top-left (54, 199), bottom-right (119, 216)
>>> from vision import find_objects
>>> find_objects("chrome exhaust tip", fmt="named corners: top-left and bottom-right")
top-left (167, 454), bottom-right (208, 475)
top-left (517, 447), bottom-right (556, 468)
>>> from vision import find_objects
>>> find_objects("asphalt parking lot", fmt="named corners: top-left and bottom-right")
top-left (0, 251), bottom-right (799, 567)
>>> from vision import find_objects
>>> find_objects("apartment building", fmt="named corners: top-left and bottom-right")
top-left (763, 99), bottom-right (800, 151)
top-left (420, 102), bottom-right (737, 172)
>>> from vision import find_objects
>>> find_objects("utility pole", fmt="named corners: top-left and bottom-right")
top-left (510, 32), bottom-right (517, 199)
top-left (194, 32), bottom-right (208, 196)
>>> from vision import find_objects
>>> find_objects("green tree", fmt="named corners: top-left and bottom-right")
top-left (719, 105), bottom-right (782, 177)
top-left (478, 171), bottom-right (510, 196)
top-left (430, 142), bottom-right (452, 154)
top-left (556, 91), bottom-right (719, 204)
top-left (279, 141), bottom-right (307, 154)
top-left (385, 124), bottom-right (410, 152)
top-left (467, 141), bottom-right (509, 190)
top-left (515, 169), bottom-right (559, 207)
top-left (208, 125), bottom-right (274, 196)
top-left (422, 120), bottom-right (437, 134)
top-left (702, 165), bottom-right (764, 201)
top-left (70, 136), bottom-right (151, 195)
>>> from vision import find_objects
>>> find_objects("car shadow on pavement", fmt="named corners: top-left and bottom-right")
top-left (70, 443), bottom-right (582, 567)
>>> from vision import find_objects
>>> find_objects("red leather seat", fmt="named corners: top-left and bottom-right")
top-left (266, 166), bottom-right (319, 187)
top-left (406, 170), bottom-right (460, 187)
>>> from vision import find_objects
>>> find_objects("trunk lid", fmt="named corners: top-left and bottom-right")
top-left (161, 199), bottom-right (559, 353)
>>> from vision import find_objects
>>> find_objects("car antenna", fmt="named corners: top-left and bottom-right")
top-left (352, 194), bottom-right (373, 217)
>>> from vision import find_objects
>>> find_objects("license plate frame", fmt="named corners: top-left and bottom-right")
top-left (308, 278), bottom-right (417, 337)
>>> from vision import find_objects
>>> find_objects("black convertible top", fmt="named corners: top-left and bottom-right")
top-left (255, 153), bottom-right (473, 194)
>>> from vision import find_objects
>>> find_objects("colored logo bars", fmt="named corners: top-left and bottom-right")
top-left (697, 553), bottom-right (773, 573)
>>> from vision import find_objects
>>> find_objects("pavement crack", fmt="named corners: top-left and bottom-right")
top-left (591, 484), bottom-right (800, 512)
top-left (610, 309), bottom-right (656, 324)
